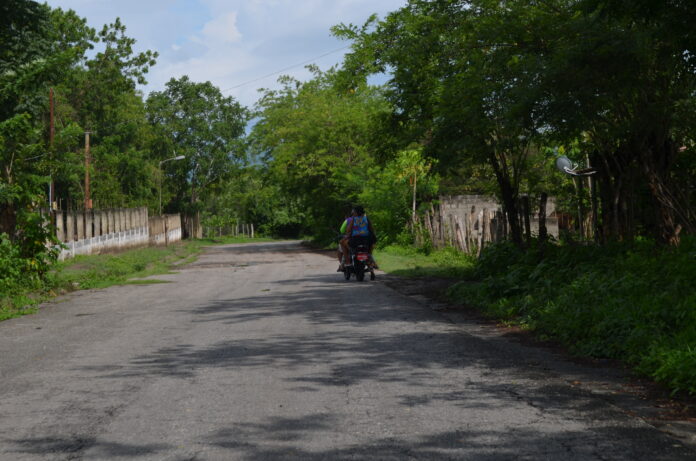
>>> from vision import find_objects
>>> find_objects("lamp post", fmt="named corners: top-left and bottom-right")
top-left (159, 155), bottom-right (185, 215)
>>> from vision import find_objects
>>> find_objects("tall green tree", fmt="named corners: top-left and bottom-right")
top-left (54, 17), bottom-right (158, 209)
top-left (335, 0), bottom-right (696, 245)
top-left (334, 1), bottom-right (549, 245)
top-left (147, 76), bottom-right (248, 214)
top-left (540, 0), bottom-right (696, 244)
top-left (250, 67), bottom-right (391, 238)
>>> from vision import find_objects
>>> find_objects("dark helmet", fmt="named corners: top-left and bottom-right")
top-left (353, 205), bottom-right (365, 216)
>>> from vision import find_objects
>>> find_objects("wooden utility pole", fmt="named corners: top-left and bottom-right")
top-left (49, 88), bottom-right (55, 209)
top-left (84, 131), bottom-right (92, 209)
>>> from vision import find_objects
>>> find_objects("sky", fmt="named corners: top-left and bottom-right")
top-left (44, 0), bottom-right (407, 108)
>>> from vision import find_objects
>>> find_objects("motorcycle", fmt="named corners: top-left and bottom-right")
top-left (342, 237), bottom-right (376, 282)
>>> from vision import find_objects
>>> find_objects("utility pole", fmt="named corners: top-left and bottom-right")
top-left (84, 131), bottom-right (92, 209)
top-left (49, 88), bottom-right (55, 209)
top-left (159, 154), bottom-right (185, 215)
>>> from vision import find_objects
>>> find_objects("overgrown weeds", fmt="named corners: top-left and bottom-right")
top-left (447, 237), bottom-right (696, 396)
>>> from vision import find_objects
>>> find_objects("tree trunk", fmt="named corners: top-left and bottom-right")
top-left (639, 137), bottom-right (692, 246)
top-left (489, 152), bottom-right (523, 247)
top-left (538, 193), bottom-right (548, 244)
top-left (522, 196), bottom-right (531, 245)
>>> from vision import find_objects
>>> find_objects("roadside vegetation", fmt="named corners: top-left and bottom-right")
top-left (375, 245), bottom-right (475, 279)
top-left (448, 238), bottom-right (696, 396)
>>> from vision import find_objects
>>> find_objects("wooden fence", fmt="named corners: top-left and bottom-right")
top-left (415, 195), bottom-right (560, 255)
top-left (414, 205), bottom-right (506, 256)
top-left (203, 223), bottom-right (255, 239)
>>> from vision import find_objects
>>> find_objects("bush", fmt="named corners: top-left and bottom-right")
top-left (0, 234), bottom-right (29, 293)
top-left (448, 237), bottom-right (696, 395)
top-left (0, 207), bottom-right (62, 317)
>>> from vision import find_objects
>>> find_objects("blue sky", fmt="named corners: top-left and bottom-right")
top-left (44, 0), bottom-right (407, 108)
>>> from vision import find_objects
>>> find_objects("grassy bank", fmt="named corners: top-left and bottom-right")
top-left (449, 239), bottom-right (696, 396)
top-left (377, 240), bottom-right (696, 396)
top-left (0, 237), bottom-right (274, 322)
top-left (374, 245), bottom-right (475, 278)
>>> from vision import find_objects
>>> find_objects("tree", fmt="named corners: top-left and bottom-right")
top-left (335, 0), bottom-right (696, 245)
top-left (250, 67), bottom-right (391, 238)
top-left (545, 0), bottom-right (696, 244)
top-left (350, 147), bottom-right (438, 243)
top-left (334, 1), bottom-right (549, 245)
top-left (147, 76), bottom-right (248, 214)
top-left (394, 148), bottom-right (435, 222)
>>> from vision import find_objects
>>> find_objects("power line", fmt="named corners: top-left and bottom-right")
top-left (220, 45), bottom-right (351, 93)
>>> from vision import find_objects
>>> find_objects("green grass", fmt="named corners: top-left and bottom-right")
top-left (0, 237), bottom-right (275, 321)
top-left (375, 245), bottom-right (476, 278)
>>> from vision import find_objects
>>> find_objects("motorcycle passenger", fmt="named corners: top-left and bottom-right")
top-left (337, 210), bottom-right (354, 272)
top-left (344, 205), bottom-right (378, 269)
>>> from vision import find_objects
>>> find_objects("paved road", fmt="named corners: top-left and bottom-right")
top-left (0, 241), bottom-right (693, 460)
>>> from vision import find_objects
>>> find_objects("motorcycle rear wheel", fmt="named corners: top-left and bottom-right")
top-left (355, 265), bottom-right (365, 281)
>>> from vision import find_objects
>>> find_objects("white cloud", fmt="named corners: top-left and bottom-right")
top-left (45, 0), bottom-right (407, 107)
top-left (201, 12), bottom-right (242, 43)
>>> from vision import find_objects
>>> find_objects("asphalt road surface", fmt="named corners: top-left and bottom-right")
top-left (0, 241), bottom-right (694, 460)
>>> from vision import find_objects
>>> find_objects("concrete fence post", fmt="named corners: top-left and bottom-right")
top-left (85, 211), bottom-right (93, 239)
top-left (103, 209), bottom-right (109, 235)
top-left (92, 211), bottom-right (99, 237)
top-left (75, 212), bottom-right (84, 241)
top-left (66, 211), bottom-right (74, 242)
top-left (55, 210), bottom-right (64, 242)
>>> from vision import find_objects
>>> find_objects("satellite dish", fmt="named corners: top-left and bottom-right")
top-left (555, 155), bottom-right (597, 176)
top-left (555, 156), bottom-right (573, 173)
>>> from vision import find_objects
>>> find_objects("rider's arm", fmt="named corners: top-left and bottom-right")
top-left (340, 219), bottom-right (348, 234)
top-left (345, 220), bottom-right (353, 238)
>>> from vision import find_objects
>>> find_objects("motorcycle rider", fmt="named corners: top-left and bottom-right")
top-left (344, 205), bottom-right (378, 269)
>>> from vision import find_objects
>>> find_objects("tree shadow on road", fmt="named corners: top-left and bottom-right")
top-left (200, 418), bottom-right (691, 461)
top-left (5, 435), bottom-right (169, 459)
top-left (67, 265), bottom-right (695, 460)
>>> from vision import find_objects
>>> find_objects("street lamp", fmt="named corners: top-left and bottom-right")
top-left (159, 155), bottom-right (185, 215)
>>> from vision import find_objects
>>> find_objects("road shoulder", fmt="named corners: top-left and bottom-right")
top-left (380, 273), bottom-right (696, 451)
